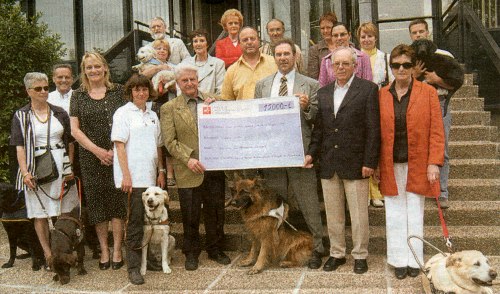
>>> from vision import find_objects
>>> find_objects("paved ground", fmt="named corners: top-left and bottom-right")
top-left (0, 228), bottom-right (498, 294)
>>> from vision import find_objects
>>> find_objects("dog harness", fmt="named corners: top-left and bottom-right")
top-left (267, 201), bottom-right (298, 231)
top-left (53, 215), bottom-right (84, 249)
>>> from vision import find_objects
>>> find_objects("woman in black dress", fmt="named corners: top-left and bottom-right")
top-left (70, 52), bottom-right (126, 270)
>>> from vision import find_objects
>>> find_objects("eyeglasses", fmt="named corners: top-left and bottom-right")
top-left (30, 86), bottom-right (49, 92)
top-left (390, 62), bottom-right (413, 69)
top-left (333, 61), bottom-right (353, 68)
top-left (332, 32), bottom-right (349, 38)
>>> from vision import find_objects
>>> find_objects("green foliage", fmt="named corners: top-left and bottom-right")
top-left (0, 2), bottom-right (66, 182)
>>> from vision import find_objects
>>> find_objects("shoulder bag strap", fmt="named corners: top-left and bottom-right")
top-left (45, 109), bottom-right (51, 150)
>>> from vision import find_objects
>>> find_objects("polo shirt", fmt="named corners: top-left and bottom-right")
top-left (220, 53), bottom-right (277, 100)
top-left (111, 102), bottom-right (162, 188)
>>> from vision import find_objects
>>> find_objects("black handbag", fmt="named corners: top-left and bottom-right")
top-left (34, 112), bottom-right (59, 185)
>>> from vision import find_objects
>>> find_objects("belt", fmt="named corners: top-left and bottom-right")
top-left (35, 143), bottom-right (65, 151)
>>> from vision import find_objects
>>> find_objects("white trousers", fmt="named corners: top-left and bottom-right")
top-left (384, 163), bottom-right (425, 268)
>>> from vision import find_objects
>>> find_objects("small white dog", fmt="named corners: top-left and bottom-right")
top-left (151, 69), bottom-right (176, 95)
top-left (140, 187), bottom-right (175, 275)
top-left (422, 250), bottom-right (497, 294)
top-left (132, 46), bottom-right (161, 73)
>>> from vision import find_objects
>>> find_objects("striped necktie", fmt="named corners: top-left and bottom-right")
top-left (279, 76), bottom-right (287, 96)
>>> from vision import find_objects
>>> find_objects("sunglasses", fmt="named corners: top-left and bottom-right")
top-left (30, 86), bottom-right (49, 92)
top-left (390, 62), bottom-right (413, 69)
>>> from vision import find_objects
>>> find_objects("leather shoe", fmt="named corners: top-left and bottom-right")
top-left (99, 260), bottom-right (110, 270)
top-left (128, 270), bottom-right (144, 285)
top-left (394, 267), bottom-right (408, 279)
top-left (208, 251), bottom-right (231, 265)
top-left (112, 260), bottom-right (124, 270)
top-left (308, 251), bottom-right (323, 269)
top-left (185, 254), bottom-right (199, 271)
top-left (439, 198), bottom-right (450, 209)
top-left (353, 259), bottom-right (368, 274)
top-left (322, 256), bottom-right (346, 272)
top-left (407, 266), bottom-right (420, 277)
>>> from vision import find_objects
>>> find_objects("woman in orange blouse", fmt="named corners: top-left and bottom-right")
top-left (376, 44), bottom-right (444, 280)
top-left (215, 9), bottom-right (243, 68)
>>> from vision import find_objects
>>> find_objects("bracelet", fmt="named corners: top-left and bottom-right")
top-left (22, 172), bottom-right (30, 178)
top-left (159, 168), bottom-right (167, 174)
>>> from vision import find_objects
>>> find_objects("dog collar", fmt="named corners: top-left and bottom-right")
top-left (146, 215), bottom-right (170, 226)
top-left (430, 282), bottom-right (456, 294)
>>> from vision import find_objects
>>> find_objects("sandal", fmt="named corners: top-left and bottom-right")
top-left (167, 178), bottom-right (176, 186)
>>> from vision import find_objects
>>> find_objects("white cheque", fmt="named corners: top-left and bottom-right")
top-left (198, 96), bottom-right (304, 170)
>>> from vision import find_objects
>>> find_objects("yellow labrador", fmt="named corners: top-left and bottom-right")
top-left (140, 187), bottom-right (175, 275)
top-left (422, 250), bottom-right (497, 294)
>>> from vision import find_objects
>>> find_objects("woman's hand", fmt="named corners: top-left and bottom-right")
top-left (63, 173), bottom-right (75, 182)
top-left (121, 173), bottom-right (132, 193)
top-left (157, 172), bottom-right (166, 189)
top-left (303, 155), bottom-right (314, 168)
top-left (372, 167), bottom-right (381, 184)
top-left (427, 164), bottom-right (440, 184)
top-left (23, 172), bottom-right (36, 190)
top-left (96, 148), bottom-right (113, 166)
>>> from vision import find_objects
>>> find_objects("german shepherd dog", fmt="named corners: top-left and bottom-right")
top-left (228, 176), bottom-right (313, 274)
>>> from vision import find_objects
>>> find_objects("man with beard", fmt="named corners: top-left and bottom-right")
top-left (148, 16), bottom-right (190, 65)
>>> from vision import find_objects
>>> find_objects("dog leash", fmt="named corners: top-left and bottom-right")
top-left (435, 195), bottom-right (454, 252)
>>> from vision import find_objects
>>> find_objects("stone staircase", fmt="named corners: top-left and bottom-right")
top-left (167, 73), bottom-right (500, 256)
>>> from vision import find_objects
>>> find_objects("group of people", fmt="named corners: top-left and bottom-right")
top-left (10, 8), bottom-right (461, 286)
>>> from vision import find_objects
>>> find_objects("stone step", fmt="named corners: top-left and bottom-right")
top-left (449, 97), bottom-right (484, 111)
top-left (454, 84), bottom-right (479, 97)
top-left (451, 110), bottom-right (490, 126)
top-left (447, 178), bottom-right (500, 201)
top-left (449, 141), bottom-right (498, 159)
top-left (169, 224), bottom-right (500, 255)
top-left (463, 73), bottom-right (473, 86)
top-left (167, 200), bottom-right (499, 227)
top-left (449, 158), bottom-right (499, 179)
top-left (450, 125), bottom-right (497, 142)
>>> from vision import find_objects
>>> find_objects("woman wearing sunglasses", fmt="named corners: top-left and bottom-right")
top-left (375, 44), bottom-right (444, 280)
top-left (10, 72), bottom-right (79, 269)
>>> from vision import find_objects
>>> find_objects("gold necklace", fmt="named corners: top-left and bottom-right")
top-left (33, 104), bottom-right (49, 124)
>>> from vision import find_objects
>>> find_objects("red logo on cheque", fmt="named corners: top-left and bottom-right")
top-left (202, 106), bottom-right (211, 115)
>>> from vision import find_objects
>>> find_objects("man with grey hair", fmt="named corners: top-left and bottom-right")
top-left (160, 64), bottom-right (229, 271)
top-left (48, 64), bottom-right (73, 114)
top-left (260, 18), bottom-right (305, 74)
top-left (148, 16), bottom-right (190, 65)
top-left (305, 47), bottom-right (380, 274)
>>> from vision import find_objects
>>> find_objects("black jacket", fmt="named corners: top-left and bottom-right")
top-left (307, 76), bottom-right (380, 180)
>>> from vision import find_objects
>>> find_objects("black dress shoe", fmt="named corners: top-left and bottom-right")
top-left (208, 251), bottom-right (231, 265)
top-left (99, 260), bottom-right (110, 270)
top-left (128, 270), bottom-right (144, 285)
top-left (407, 266), bottom-right (420, 277)
top-left (112, 260), bottom-right (124, 270)
top-left (353, 259), bottom-right (368, 274)
top-left (322, 256), bottom-right (346, 272)
top-left (185, 254), bottom-right (199, 271)
top-left (394, 267), bottom-right (408, 279)
top-left (308, 251), bottom-right (323, 269)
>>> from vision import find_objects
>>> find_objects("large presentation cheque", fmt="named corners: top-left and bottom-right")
top-left (198, 96), bottom-right (304, 170)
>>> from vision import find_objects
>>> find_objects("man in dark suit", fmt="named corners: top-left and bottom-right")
top-left (304, 47), bottom-right (380, 274)
top-left (161, 64), bottom-right (230, 271)
top-left (254, 38), bottom-right (325, 269)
